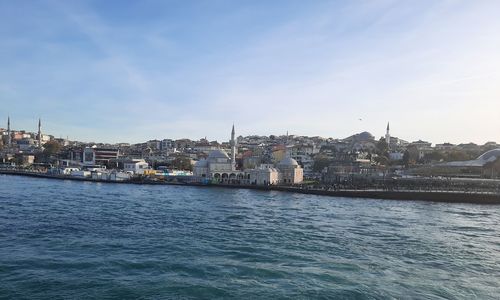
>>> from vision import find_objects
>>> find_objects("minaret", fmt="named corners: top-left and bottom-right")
top-left (7, 116), bottom-right (11, 148)
top-left (38, 118), bottom-right (42, 147)
top-left (385, 122), bottom-right (391, 146)
top-left (230, 124), bottom-right (236, 170)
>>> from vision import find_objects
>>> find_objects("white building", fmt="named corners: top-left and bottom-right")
top-left (389, 152), bottom-right (404, 161)
top-left (277, 157), bottom-right (304, 184)
top-left (192, 125), bottom-right (304, 186)
top-left (17, 139), bottom-right (36, 151)
top-left (193, 149), bottom-right (245, 183)
top-left (193, 125), bottom-right (244, 183)
top-left (124, 159), bottom-right (149, 175)
top-left (247, 164), bottom-right (280, 185)
top-left (435, 143), bottom-right (455, 151)
top-left (61, 167), bottom-right (80, 175)
top-left (161, 139), bottom-right (175, 151)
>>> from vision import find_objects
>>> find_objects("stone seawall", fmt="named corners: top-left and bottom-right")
top-left (1, 170), bottom-right (499, 205)
top-left (207, 184), bottom-right (500, 205)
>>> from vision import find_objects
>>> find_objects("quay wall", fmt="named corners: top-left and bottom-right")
top-left (1, 170), bottom-right (499, 205)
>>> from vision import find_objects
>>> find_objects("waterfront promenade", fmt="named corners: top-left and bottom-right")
top-left (2, 170), bottom-right (500, 205)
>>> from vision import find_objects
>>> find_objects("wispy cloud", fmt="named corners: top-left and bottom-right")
top-left (0, 0), bottom-right (499, 144)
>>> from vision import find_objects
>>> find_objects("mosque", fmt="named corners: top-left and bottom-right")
top-left (193, 125), bottom-right (304, 185)
top-left (3, 116), bottom-right (44, 150)
top-left (193, 125), bottom-right (246, 183)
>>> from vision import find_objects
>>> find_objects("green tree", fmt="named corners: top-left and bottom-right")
top-left (170, 156), bottom-right (193, 171)
top-left (376, 138), bottom-right (389, 156)
top-left (424, 151), bottom-right (445, 162)
top-left (402, 150), bottom-right (410, 168)
top-left (13, 155), bottom-right (24, 166)
top-left (374, 155), bottom-right (389, 166)
top-left (35, 141), bottom-right (62, 163)
top-left (445, 150), bottom-right (470, 162)
top-left (43, 141), bottom-right (62, 156)
top-left (406, 145), bottom-right (420, 163)
top-left (375, 138), bottom-right (389, 165)
top-left (312, 154), bottom-right (331, 172)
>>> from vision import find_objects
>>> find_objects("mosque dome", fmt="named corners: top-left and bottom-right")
top-left (208, 149), bottom-right (230, 160)
top-left (262, 167), bottom-right (279, 173)
top-left (278, 157), bottom-right (299, 166)
top-left (477, 148), bottom-right (500, 162)
top-left (194, 159), bottom-right (208, 167)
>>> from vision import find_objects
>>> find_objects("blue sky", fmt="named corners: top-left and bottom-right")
top-left (1, 0), bottom-right (499, 144)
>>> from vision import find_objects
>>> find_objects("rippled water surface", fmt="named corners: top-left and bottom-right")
top-left (1, 175), bottom-right (499, 299)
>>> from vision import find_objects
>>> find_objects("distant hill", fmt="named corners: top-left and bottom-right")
top-left (343, 131), bottom-right (375, 142)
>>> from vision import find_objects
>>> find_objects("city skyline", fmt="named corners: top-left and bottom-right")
top-left (1, 1), bottom-right (500, 144)
top-left (1, 115), bottom-right (498, 146)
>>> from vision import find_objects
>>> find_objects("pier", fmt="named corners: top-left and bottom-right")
top-left (2, 170), bottom-right (500, 205)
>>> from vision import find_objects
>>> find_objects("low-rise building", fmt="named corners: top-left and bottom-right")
top-left (17, 138), bottom-right (36, 151)
top-left (83, 147), bottom-right (119, 166)
top-left (389, 152), bottom-right (404, 161)
top-left (277, 157), bottom-right (304, 184)
top-left (435, 143), bottom-right (455, 151)
top-left (124, 159), bottom-right (149, 175)
top-left (247, 164), bottom-right (280, 185)
top-left (21, 154), bottom-right (35, 165)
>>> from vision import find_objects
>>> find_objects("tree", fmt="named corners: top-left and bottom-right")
top-left (43, 141), bottom-right (62, 156)
top-left (312, 154), bottom-right (331, 172)
top-left (445, 150), bottom-right (470, 162)
top-left (406, 145), bottom-right (420, 164)
top-left (375, 138), bottom-right (389, 165)
top-left (402, 150), bottom-right (410, 168)
top-left (35, 141), bottom-right (62, 163)
top-left (170, 156), bottom-right (193, 171)
top-left (376, 138), bottom-right (389, 156)
top-left (374, 155), bottom-right (389, 166)
top-left (424, 151), bottom-right (445, 162)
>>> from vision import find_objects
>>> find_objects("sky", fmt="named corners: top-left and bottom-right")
top-left (1, 0), bottom-right (499, 145)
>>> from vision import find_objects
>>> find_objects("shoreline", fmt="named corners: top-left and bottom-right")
top-left (1, 170), bottom-right (500, 205)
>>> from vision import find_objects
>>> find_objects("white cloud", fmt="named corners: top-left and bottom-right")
top-left (1, 1), bottom-right (499, 144)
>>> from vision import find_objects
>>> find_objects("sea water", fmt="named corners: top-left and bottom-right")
top-left (0, 175), bottom-right (499, 299)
